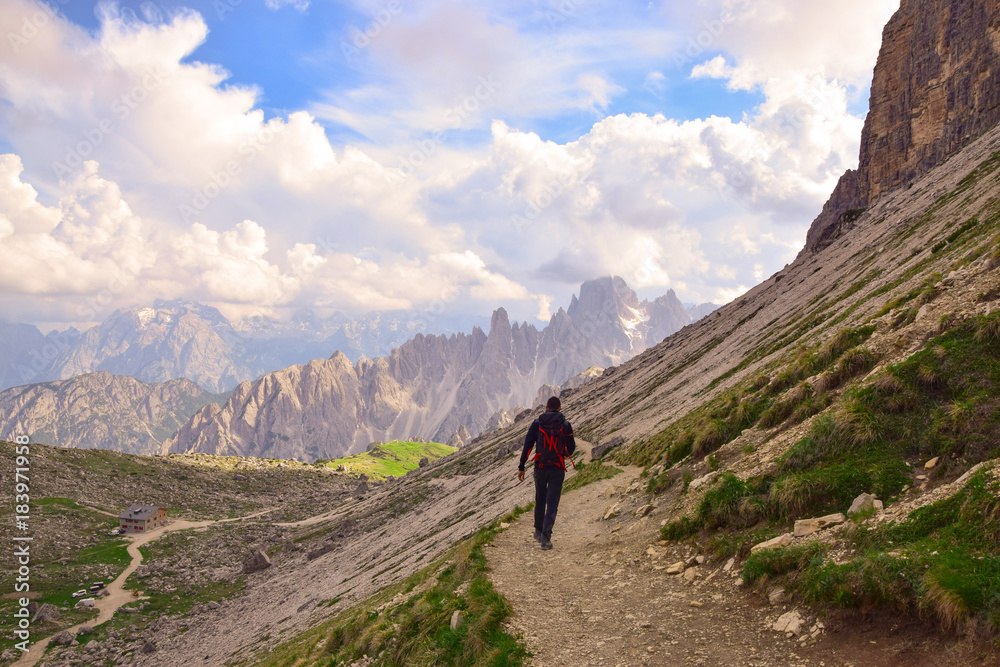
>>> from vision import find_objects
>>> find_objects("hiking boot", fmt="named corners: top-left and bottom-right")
top-left (533, 530), bottom-right (542, 543)
top-left (540, 538), bottom-right (553, 550)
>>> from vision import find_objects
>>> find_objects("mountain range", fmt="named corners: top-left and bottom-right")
top-left (0, 278), bottom-right (714, 457)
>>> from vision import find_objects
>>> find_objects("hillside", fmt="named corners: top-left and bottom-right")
top-left (0, 372), bottom-right (225, 455)
top-left (321, 440), bottom-right (457, 480)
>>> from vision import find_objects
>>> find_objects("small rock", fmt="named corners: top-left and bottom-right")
top-left (689, 601), bottom-right (703, 608)
top-left (873, 499), bottom-right (884, 510)
top-left (635, 504), bottom-right (653, 518)
top-left (924, 456), bottom-right (940, 470)
top-left (793, 513), bottom-right (846, 537)
top-left (682, 567), bottom-right (700, 582)
top-left (603, 503), bottom-right (622, 521)
top-left (206, 601), bottom-right (221, 610)
top-left (847, 493), bottom-right (877, 515)
top-left (688, 471), bottom-right (719, 491)
top-left (666, 561), bottom-right (686, 575)
top-left (768, 587), bottom-right (786, 606)
top-left (772, 609), bottom-right (804, 635)
top-left (450, 610), bottom-right (463, 630)
top-left (722, 557), bottom-right (735, 572)
top-left (499, 522), bottom-right (510, 529)
top-left (141, 641), bottom-right (156, 654)
top-left (750, 533), bottom-right (793, 553)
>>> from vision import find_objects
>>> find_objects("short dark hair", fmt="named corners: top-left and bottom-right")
top-left (546, 396), bottom-right (561, 411)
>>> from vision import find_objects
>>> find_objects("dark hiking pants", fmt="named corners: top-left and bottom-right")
top-left (533, 466), bottom-right (565, 540)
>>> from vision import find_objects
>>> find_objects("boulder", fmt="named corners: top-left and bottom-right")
top-left (77, 626), bottom-right (94, 636)
top-left (141, 641), bottom-right (156, 654)
top-left (32, 603), bottom-right (61, 623)
top-left (51, 630), bottom-right (75, 645)
top-left (242, 548), bottom-right (272, 574)
top-left (634, 504), bottom-right (654, 518)
top-left (418, 457), bottom-right (429, 468)
top-left (848, 493), bottom-right (877, 515)
top-left (793, 513), bottom-right (846, 537)
top-left (750, 533), bottom-right (793, 553)
top-left (592, 436), bottom-right (624, 460)
top-left (450, 610), bottom-right (463, 630)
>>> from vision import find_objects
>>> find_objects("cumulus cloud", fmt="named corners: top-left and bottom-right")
top-left (0, 0), bottom-right (902, 326)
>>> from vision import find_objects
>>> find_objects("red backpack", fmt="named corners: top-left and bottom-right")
top-left (527, 423), bottom-right (576, 470)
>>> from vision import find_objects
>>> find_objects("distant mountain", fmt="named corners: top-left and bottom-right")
top-left (166, 277), bottom-right (716, 461)
top-left (0, 372), bottom-right (222, 455)
top-left (0, 301), bottom-right (485, 393)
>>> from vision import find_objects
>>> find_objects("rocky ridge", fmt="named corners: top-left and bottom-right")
top-left (165, 277), bottom-right (711, 461)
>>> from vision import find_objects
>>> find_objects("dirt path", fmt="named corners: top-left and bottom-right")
top-left (13, 511), bottom-right (275, 667)
top-left (488, 466), bottom-right (988, 667)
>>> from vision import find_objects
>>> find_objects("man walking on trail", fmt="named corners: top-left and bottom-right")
top-left (518, 396), bottom-right (576, 550)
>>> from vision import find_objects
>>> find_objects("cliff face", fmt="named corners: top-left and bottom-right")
top-left (805, 0), bottom-right (1000, 251)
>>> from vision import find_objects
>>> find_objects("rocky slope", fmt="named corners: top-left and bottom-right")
top-left (805, 0), bottom-right (1000, 251)
top-left (165, 277), bottom-right (708, 461)
top-left (0, 372), bottom-right (223, 455)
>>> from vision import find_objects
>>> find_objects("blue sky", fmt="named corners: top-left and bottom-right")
top-left (0, 0), bottom-right (899, 329)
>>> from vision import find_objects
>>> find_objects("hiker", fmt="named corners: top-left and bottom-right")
top-left (518, 396), bottom-right (576, 550)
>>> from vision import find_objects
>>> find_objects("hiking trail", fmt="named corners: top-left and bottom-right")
top-left (487, 466), bottom-right (986, 667)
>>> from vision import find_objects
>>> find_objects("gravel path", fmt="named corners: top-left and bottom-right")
top-left (487, 466), bottom-right (987, 667)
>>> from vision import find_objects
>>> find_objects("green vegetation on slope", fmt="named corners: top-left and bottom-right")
top-left (657, 312), bottom-right (1000, 633)
top-left (743, 468), bottom-right (1000, 634)
top-left (320, 441), bottom-right (457, 480)
top-left (563, 459), bottom-right (623, 493)
top-left (252, 506), bottom-right (532, 667)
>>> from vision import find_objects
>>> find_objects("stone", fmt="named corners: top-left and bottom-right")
top-left (77, 626), bottom-right (94, 636)
top-left (768, 587), bottom-right (787, 606)
top-left (793, 513), bottom-right (846, 537)
top-left (688, 471), bottom-right (719, 491)
top-left (666, 561), bottom-right (686, 575)
top-left (682, 567), bottom-right (700, 582)
top-left (141, 641), bottom-right (157, 654)
top-left (0, 650), bottom-right (17, 661)
top-left (592, 435), bottom-right (624, 460)
top-left (750, 533), bottom-right (793, 554)
top-left (242, 548), bottom-right (272, 574)
top-left (32, 603), bottom-right (61, 623)
top-left (924, 457), bottom-right (940, 470)
top-left (635, 504), bottom-right (653, 518)
top-left (772, 609), bottom-right (804, 636)
top-left (603, 503), bottom-right (622, 521)
top-left (848, 493), bottom-right (877, 515)
top-left (51, 631), bottom-right (75, 645)
top-left (206, 601), bottom-right (221, 610)
top-left (450, 610), bottom-right (463, 630)
top-left (722, 557), bottom-right (735, 573)
top-left (418, 457), bottom-right (429, 468)
top-left (873, 499), bottom-right (884, 510)
top-left (689, 601), bottom-right (703, 608)
top-left (915, 304), bottom-right (934, 322)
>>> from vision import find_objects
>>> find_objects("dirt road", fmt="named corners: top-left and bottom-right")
top-left (488, 466), bottom-right (988, 667)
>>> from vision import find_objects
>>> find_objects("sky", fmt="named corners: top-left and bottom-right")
top-left (0, 0), bottom-right (901, 331)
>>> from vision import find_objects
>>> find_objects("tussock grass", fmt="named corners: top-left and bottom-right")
top-left (563, 460), bottom-right (623, 493)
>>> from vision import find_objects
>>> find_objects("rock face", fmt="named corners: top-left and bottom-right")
top-left (0, 372), bottom-right (218, 454)
top-left (166, 278), bottom-right (716, 461)
top-left (805, 0), bottom-right (1000, 251)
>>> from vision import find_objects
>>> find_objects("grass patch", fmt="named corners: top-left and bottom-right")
top-left (563, 460), bottom-right (623, 493)
top-left (252, 507), bottom-right (532, 667)
top-left (321, 441), bottom-right (457, 481)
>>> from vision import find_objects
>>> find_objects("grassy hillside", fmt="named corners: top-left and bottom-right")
top-left (320, 441), bottom-right (457, 480)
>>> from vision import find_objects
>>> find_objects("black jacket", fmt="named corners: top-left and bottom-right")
top-left (519, 409), bottom-right (576, 471)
